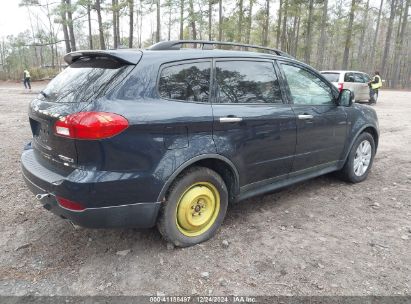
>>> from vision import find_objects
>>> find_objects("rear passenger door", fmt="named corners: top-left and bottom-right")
top-left (278, 62), bottom-right (348, 172)
top-left (211, 59), bottom-right (296, 187)
top-left (343, 72), bottom-right (358, 96)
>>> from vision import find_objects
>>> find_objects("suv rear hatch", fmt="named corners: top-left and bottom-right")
top-left (29, 51), bottom-right (141, 170)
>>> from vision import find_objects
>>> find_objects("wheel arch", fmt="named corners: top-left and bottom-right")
top-left (362, 126), bottom-right (379, 150)
top-left (343, 124), bottom-right (379, 163)
top-left (157, 154), bottom-right (240, 203)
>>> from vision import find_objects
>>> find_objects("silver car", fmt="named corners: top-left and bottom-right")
top-left (320, 70), bottom-right (371, 102)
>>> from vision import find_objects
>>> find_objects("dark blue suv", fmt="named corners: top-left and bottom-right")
top-left (21, 41), bottom-right (379, 247)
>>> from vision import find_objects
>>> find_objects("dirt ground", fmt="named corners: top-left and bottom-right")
top-left (0, 81), bottom-right (410, 296)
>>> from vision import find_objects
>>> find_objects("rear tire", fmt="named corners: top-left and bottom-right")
top-left (340, 132), bottom-right (375, 183)
top-left (157, 166), bottom-right (228, 247)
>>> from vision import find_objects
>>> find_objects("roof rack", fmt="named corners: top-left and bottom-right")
top-left (148, 40), bottom-right (291, 57)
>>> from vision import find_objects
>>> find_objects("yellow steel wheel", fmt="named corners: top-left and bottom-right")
top-left (176, 182), bottom-right (220, 237)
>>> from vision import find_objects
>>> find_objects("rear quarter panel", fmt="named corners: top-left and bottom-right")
top-left (74, 58), bottom-right (216, 204)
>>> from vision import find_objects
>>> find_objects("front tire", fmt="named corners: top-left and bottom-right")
top-left (340, 132), bottom-right (375, 183)
top-left (157, 167), bottom-right (228, 247)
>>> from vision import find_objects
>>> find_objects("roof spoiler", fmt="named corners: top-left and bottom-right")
top-left (64, 50), bottom-right (142, 65)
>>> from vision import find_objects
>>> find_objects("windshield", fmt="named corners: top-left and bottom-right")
top-left (321, 72), bottom-right (340, 83)
top-left (41, 57), bottom-right (133, 103)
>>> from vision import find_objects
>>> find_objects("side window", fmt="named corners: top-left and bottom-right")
top-left (354, 73), bottom-right (365, 83)
top-left (280, 64), bottom-right (334, 105)
top-left (344, 72), bottom-right (355, 82)
top-left (362, 74), bottom-right (371, 82)
top-left (158, 61), bottom-right (211, 102)
top-left (215, 60), bottom-right (283, 104)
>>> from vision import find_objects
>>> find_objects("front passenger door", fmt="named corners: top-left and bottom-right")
top-left (278, 62), bottom-right (348, 172)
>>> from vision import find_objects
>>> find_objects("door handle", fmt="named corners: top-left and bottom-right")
top-left (219, 117), bottom-right (243, 123)
top-left (298, 114), bottom-right (314, 120)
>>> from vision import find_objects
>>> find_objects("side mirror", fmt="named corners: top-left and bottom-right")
top-left (338, 89), bottom-right (354, 107)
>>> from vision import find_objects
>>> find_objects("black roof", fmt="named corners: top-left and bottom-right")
top-left (63, 40), bottom-right (298, 66)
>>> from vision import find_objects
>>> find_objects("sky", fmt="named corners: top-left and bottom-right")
top-left (0, 0), bottom-right (31, 37)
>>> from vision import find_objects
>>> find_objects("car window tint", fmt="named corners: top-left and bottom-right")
top-left (321, 73), bottom-right (340, 82)
top-left (344, 73), bottom-right (355, 82)
top-left (362, 74), bottom-right (371, 82)
top-left (159, 61), bottom-right (211, 102)
top-left (354, 73), bottom-right (365, 83)
top-left (281, 64), bottom-right (334, 105)
top-left (41, 57), bottom-right (133, 103)
top-left (215, 61), bottom-right (283, 104)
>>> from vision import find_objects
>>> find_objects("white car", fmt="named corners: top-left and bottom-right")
top-left (320, 70), bottom-right (372, 103)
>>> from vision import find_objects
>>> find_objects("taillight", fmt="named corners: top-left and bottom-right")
top-left (55, 112), bottom-right (128, 140)
top-left (56, 196), bottom-right (86, 211)
top-left (337, 82), bottom-right (344, 92)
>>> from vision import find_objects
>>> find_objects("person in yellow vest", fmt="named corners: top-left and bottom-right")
top-left (23, 69), bottom-right (31, 90)
top-left (368, 71), bottom-right (382, 105)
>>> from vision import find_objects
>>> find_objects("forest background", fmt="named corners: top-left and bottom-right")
top-left (0, 0), bottom-right (409, 89)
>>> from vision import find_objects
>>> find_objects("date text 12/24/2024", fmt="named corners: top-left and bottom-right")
top-left (149, 296), bottom-right (257, 303)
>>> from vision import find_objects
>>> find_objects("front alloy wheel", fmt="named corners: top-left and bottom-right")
top-left (340, 132), bottom-right (375, 183)
top-left (353, 140), bottom-right (372, 177)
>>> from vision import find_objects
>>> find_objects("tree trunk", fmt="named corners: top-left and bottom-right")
top-left (280, 0), bottom-right (288, 51)
top-left (304, 0), bottom-right (314, 64)
top-left (395, 1), bottom-right (403, 40)
top-left (117, 2), bottom-right (121, 45)
top-left (129, 0), bottom-right (134, 48)
top-left (392, 0), bottom-right (409, 87)
top-left (237, 0), bottom-right (244, 42)
top-left (357, 0), bottom-right (370, 65)
top-left (61, 0), bottom-right (71, 53)
top-left (168, 4), bottom-right (172, 41)
top-left (276, 0), bottom-right (282, 48)
top-left (138, 0), bottom-right (143, 47)
top-left (95, 0), bottom-right (106, 49)
top-left (218, 0), bottom-right (222, 41)
top-left (87, 3), bottom-right (93, 49)
top-left (317, 0), bottom-right (328, 69)
top-left (370, 0), bottom-right (383, 70)
top-left (0, 39), bottom-right (5, 69)
top-left (189, 0), bottom-right (197, 40)
top-left (381, 0), bottom-right (397, 76)
top-left (262, 0), bottom-right (270, 46)
top-left (208, 1), bottom-right (212, 40)
top-left (180, 0), bottom-right (184, 40)
top-left (246, 0), bottom-right (253, 44)
top-left (50, 44), bottom-right (55, 68)
top-left (156, 0), bottom-right (161, 42)
top-left (66, 0), bottom-right (76, 51)
top-left (294, 14), bottom-right (300, 57)
top-left (113, 0), bottom-right (118, 48)
top-left (342, 0), bottom-right (356, 69)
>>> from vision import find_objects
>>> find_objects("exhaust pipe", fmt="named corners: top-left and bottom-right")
top-left (35, 193), bottom-right (49, 201)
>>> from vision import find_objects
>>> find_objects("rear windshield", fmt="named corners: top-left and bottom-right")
top-left (321, 72), bottom-right (340, 83)
top-left (40, 57), bottom-right (133, 103)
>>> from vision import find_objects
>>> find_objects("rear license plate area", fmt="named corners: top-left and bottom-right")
top-left (30, 118), bottom-right (50, 144)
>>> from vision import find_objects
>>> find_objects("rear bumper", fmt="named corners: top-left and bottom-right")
top-left (21, 149), bottom-right (161, 228)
